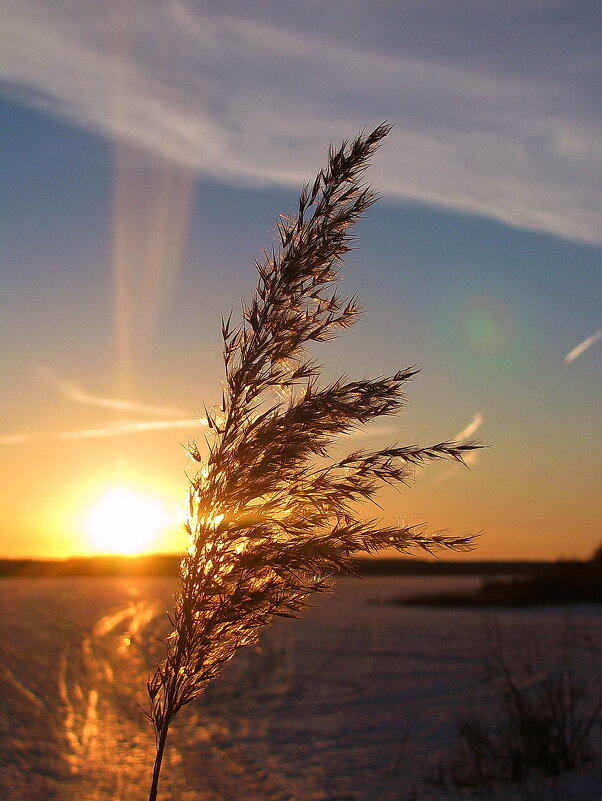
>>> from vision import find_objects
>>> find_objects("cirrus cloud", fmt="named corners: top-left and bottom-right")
top-left (0, 0), bottom-right (601, 243)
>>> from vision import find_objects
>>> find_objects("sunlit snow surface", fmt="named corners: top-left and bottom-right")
top-left (0, 576), bottom-right (600, 801)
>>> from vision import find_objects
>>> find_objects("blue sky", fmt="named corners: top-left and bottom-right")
top-left (1, 1), bottom-right (600, 559)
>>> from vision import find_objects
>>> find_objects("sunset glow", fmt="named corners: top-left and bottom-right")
top-left (82, 487), bottom-right (172, 555)
top-left (1, 1), bottom-right (601, 562)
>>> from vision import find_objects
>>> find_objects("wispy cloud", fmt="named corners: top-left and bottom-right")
top-left (1, 1), bottom-right (600, 243)
top-left (455, 413), bottom-right (484, 468)
top-left (0, 368), bottom-right (204, 446)
top-left (58, 418), bottom-right (202, 440)
top-left (0, 414), bottom-right (391, 447)
top-left (462, 451), bottom-right (480, 468)
top-left (454, 412), bottom-right (484, 444)
top-left (37, 366), bottom-right (183, 416)
top-left (435, 412), bottom-right (485, 479)
top-left (342, 422), bottom-right (399, 441)
top-left (0, 417), bottom-right (204, 447)
top-left (0, 434), bottom-right (34, 446)
top-left (564, 329), bottom-right (602, 363)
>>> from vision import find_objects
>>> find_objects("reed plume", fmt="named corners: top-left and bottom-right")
top-left (146, 123), bottom-right (480, 800)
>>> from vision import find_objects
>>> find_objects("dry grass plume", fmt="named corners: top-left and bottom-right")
top-left (146, 123), bottom-right (480, 800)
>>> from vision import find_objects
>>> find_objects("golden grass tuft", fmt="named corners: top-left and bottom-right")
top-left (146, 123), bottom-right (480, 800)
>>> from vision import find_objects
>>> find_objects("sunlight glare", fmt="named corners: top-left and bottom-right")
top-left (83, 486), bottom-right (172, 554)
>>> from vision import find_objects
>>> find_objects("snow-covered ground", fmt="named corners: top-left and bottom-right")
top-left (0, 575), bottom-right (600, 801)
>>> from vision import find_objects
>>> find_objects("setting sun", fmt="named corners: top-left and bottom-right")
top-left (82, 487), bottom-right (173, 555)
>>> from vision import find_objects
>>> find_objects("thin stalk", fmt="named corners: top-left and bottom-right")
top-left (148, 723), bottom-right (169, 801)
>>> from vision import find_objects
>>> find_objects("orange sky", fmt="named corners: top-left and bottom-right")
top-left (2, 2), bottom-right (601, 562)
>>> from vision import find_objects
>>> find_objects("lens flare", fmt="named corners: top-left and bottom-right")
top-left (109, 5), bottom-right (196, 392)
top-left (461, 296), bottom-right (512, 353)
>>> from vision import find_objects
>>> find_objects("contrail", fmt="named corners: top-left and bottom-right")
top-left (37, 366), bottom-right (184, 416)
top-left (564, 329), bottom-right (602, 363)
top-left (454, 412), bottom-right (484, 443)
top-left (435, 412), bottom-right (485, 474)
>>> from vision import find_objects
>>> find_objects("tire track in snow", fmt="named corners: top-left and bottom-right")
top-left (0, 662), bottom-right (45, 711)
top-left (58, 593), bottom-right (163, 783)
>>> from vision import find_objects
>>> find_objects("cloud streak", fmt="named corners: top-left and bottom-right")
top-left (1, 414), bottom-right (395, 446)
top-left (0, 434), bottom-right (34, 446)
top-left (436, 412), bottom-right (485, 474)
top-left (454, 412), bottom-right (485, 444)
top-left (58, 418), bottom-right (202, 440)
top-left (3, 367), bottom-right (399, 446)
top-left (37, 366), bottom-right (184, 417)
top-left (564, 329), bottom-right (602, 363)
top-left (1, 0), bottom-right (601, 243)
top-left (0, 368), bottom-right (205, 446)
top-left (0, 417), bottom-right (204, 447)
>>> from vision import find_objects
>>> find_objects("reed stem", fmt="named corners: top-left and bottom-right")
top-left (148, 723), bottom-right (169, 801)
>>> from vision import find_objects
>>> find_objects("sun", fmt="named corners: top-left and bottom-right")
top-left (82, 486), bottom-right (172, 555)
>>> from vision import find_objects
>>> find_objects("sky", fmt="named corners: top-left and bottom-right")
top-left (1, 0), bottom-right (600, 560)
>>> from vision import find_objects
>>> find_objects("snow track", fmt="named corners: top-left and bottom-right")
top-left (0, 576), bottom-right (601, 801)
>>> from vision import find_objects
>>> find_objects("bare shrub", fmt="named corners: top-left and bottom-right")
top-left (437, 618), bottom-right (602, 790)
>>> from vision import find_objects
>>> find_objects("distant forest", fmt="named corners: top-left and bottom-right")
top-left (397, 545), bottom-right (602, 607)
top-left (2, 551), bottom-right (600, 607)
top-left (0, 552), bottom-right (592, 579)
